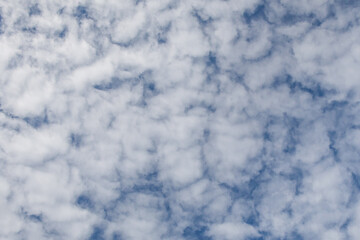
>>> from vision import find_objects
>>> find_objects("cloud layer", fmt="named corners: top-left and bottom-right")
top-left (1, 0), bottom-right (360, 239)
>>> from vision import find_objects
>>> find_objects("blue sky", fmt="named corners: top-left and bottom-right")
top-left (0, 0), bottom-right (360, 239)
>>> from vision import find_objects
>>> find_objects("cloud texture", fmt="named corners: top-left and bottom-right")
top-left (1, 0), bottom-right (360, 239)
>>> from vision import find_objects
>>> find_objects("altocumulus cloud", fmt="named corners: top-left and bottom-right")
top-left (0, 0), bottom-right (360, 239)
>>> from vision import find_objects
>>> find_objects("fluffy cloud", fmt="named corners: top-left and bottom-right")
top-left (0, 0), bottom-right (359, 239)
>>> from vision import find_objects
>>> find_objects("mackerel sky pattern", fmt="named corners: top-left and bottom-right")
top-left (1, 0), bottom-right (360, 239)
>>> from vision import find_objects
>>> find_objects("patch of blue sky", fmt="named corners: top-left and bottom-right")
top-left (185, 102), bottom-right (216, 114)
top-left (272, 74), bottom-right (334, 100)
top-left (110, 232), bottom-right (123, 240)
top-left (70, 133), bottom-right (82, 148)
top-left (29, 4), bottom-right (41, 16)
top-left (76, 194), bottom-right (95, 210)
top-left (20, 208), bottom-right (43, 223)
top-left (192, 9), bottom-right (213, 27)
top-left (182, 225), bottom-right (212, 240)
top-left (282, 167), bottom-right (304, 195)
top-left (243, 4), bottom-right (267, 24)
top-left (322, 100), bottom-right (348, 113)
top-left (280, 12), bottom-right (324, 27)
top-left (328, 130), bottom-right (340, 162)
top-left (336, 0), bottom-right (360, 7)
top-left (156, 23), bottom-right (171, 45)
top-left (351, 172), bottom-right (360, 191)
top-left (282, 114), bottom-right (301, 154)
top-left (205, 52), bottom-right (220, 74)
top-left (132, 182), bottom-right (164, 196)
top-left (142, 82), bottom-right (158, 98)
top-left (94, 77), bottom-right (123, 91)
top-left (56, 26), bottom-right (68, 39)
top-left (74, 5), bottom-right (91, 21)
top-left (21, 26), bottom-right (37, 34)
top-left (28, 214), bottom-right (43, 223)
top-left (89, 226), bottom-right (106, 240)
top-left (23, 113), bottom-right (48, 128)
top-left (0, 14), bottom-right (3, 34)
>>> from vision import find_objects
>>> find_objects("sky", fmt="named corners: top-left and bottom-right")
top-left (0, 0), bottom-right (360, 239)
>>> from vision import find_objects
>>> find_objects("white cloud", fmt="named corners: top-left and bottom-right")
top-left (0, 0), bottom-right (359, 239)
top-left (208, 222), bottom-right (259, 240)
